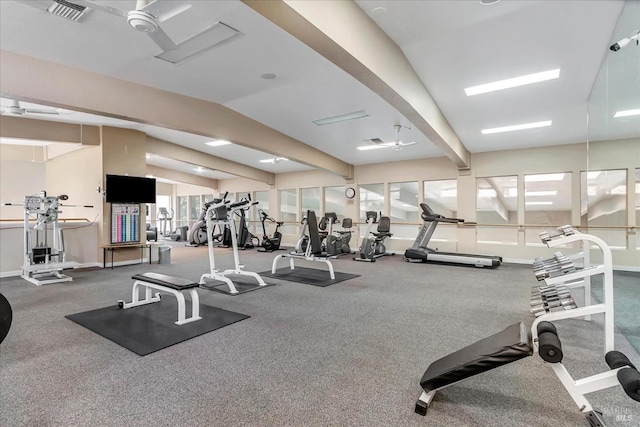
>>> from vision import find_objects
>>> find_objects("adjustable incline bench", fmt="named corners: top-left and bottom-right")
top-left (118, 272), bottom-right (202, 325)
top-left (415, 321), bottom-right (640, 426)
top-left (272, 210), bottom-right (335, 279)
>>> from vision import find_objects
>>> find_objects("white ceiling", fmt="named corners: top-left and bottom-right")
top-left (0, 0), bottom-right (636, 182)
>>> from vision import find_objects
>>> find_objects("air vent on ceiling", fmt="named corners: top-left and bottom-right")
top-left (47, 0), bottom-right (89, 22)
top-left (369, 138), bottom-right (385, 144)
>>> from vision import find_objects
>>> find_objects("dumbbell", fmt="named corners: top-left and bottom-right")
top-left (531, 290), bottom-right (572, 304)
top-left (531, 292), bottom-right (573, 310)
top-left (539, 225), bottom-right (575, 244)
top-left (533, 256), bottom-right (573, 274)
top-left (532, 283), bottom-right (571, 296)
top-left (533, 252), bottom-right (567, 267)
top-left (531, 296), bottom-right (577, 316)
top-left (534, 266), bottom-right (577, 281)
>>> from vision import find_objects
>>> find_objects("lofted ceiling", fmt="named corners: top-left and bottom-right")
top-left (0, 0), bottom-right (635, 184)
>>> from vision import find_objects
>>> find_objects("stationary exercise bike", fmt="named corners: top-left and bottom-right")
top-left (354, 211), bottom-right (394, 262)
top-left (257, 209), bottom-right (283, 252)
top-left (321, 212), bottom-right (354, 257)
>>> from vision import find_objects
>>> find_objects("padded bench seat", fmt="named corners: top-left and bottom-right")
top-left (131, 273), bottom-right (198, 290)
top-left (119, 272), bottom-right (202, 325)
top-left (416, 322), bottom-right (532, 415)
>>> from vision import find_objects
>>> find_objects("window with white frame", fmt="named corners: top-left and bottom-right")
top-left (524, 172), bottom-right (571, 245)
top-left (279, 189), bottom-right (297, 234)
top-left (477, 175), bottom-right (518, 245)
top-left (424, 179), bottom-right (458, 243)
top-left (581, 169), bottom-right (628, 249)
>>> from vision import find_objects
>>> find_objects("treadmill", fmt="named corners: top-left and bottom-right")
top-left (404, 203), bottom-right (501, 268)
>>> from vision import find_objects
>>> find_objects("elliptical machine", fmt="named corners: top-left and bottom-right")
top-left (186, 199), bottom-right (222, 246)
top-left (257, 209), bottom-right (283, 252)
top-left (354, 211), bottom-right (394, 262)
top-left (235, 196), bottom-right (259, 250)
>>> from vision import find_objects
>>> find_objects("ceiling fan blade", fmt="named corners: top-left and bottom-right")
top-left (141, 0), bottom-right (192, 22)
top-left (72, 0), bottom-right (127, 17)
top-left (147, 26), bottom-right (178, 51)
top-left (401, 141), bottom-right (417, 147)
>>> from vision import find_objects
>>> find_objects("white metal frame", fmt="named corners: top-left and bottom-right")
top-left (120, 279), bottom-right (201, 325)
top-left (21, 193), bottom-right (78, 286)
top-left (199, 199), bottom-right (267, 294)
top-left (532, 230), bottom-right (614, 353)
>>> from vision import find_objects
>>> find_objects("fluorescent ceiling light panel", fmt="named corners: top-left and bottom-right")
top-left (614, 108), bottom-right (640, 118)
top-left (205, 140), bottom-right (232, 147)
top-left (357, 144), bottom-right (388, 151)
top-left (465, 69), bottom-right (560, 96)
top-left (525, 191), bottom-right (558, 196)
top-left (313, 110), bottom-right (369, 126)
top-left (156, 22), bottom-right (243, 65)
top-left (482, 120), bottom-right (551, 135)
top-left (259, 157), bottom-right (288, 163)
top-left (526, 201), bottom-right (553, 205)
top-left (525, 173), bottom-right (565, 182)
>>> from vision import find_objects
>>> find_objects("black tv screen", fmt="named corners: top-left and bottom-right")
top-left (106, 174), bottom-right (156, 203)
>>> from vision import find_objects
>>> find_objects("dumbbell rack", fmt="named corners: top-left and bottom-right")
top-left (531, 226), bottom-right (615, 353)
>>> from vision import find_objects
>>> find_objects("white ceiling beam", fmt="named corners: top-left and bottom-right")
top-left (0, 50), bottom-right (354, 179)
top-left (242, 0), bottom-right (470, 170)
top-left (0, 115), bottom-right (100, 145)
top-left (147, 137), bottom-right (274, 185)
top-left (147, 165), bottom-right (218, 189)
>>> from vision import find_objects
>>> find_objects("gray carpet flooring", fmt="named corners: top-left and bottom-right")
top-left (1, 242), bottom-right (638, 427)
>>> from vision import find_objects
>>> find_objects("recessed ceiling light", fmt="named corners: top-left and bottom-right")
top-left (525, 173), bottom-right (565, 182)
top-left (482, 120), bottom-right (552, 134)
top-left (196, 167), bottom-right (204, 173)
top-left (614, 108), bottom-right (640, 118)
top-left (479, 0), bottom-right (501, 5)
top-left (526, 201), bottom-right (553, 205)
top-left (205, 139), bottom-right (232, 147)
top-left (465, 69), bottom-right (560, 96)
top-left (312, 110), bottom-right (369, 126)
top-left (261, 73), bottom-right (277, 80)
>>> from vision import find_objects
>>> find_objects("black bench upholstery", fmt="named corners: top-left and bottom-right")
top-left (132, 273), bottom-right (199, 290)
top-left (420, 322), bottom-right (532, 392)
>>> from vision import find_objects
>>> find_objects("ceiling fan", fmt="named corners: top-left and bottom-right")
top-left (360, 125), bottom-right (416, 151)
top-left (1, 99), bottom-right (61, 116)
top-left (73, 0), bottom-right (193, 51)
top-left (260, 156), bottom-right (288, 165)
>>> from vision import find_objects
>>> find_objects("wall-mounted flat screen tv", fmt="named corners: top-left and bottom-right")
top-left (106, 174), bottom-right (156, 203)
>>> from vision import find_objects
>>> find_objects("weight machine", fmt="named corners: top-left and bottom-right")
top-left (5, 191), bottom-right (92, 285)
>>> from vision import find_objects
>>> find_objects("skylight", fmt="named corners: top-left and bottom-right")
top-left (482, 121), bottom-right (551, 135)
top-left (465, 69), bottom-right (560, 96)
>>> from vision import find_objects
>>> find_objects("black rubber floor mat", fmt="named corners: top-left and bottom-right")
top-left (66, 300), bottom-right (249, 356)
top-left (259, 267), bottom-right (359, 287)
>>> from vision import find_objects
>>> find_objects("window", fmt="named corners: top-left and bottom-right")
top-left (279, 189), bottom-right (297, 235)
top-left (524, 173), bottom-right (571, 245)
top-left (424, 179), bottom-right (458, 243)
top-left (324, 186), bottom-right (346, 221)
top-left (189, 195), bottom-right (201, 223)
top-left (359, 184), bottom-right (384, 217)
top-left (477, 176), bottom-right (518, 245)
top-left (388, 181), bottom-right (419, 240)
top-left (177, 196), bottom-right (188, 227)
top-left (581, 169), bottom-right (628, 249)
top-left (301, 187), bottom-right (321, 218)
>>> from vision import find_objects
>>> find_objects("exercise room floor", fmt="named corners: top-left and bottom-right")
top-left (1, 243), bottom-right (638, 426)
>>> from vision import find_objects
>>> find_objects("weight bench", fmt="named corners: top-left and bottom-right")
top-left (272, 210), bottom-right (335, 279)
top-left (118, 272), bottom-right (202, 325)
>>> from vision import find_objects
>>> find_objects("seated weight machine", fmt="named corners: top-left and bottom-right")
top-left (5, 191), bottom-right (92, 285)
top-left (354, 211), bottom-right (394, 262)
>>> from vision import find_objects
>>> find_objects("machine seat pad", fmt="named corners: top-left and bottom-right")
top-left (420, 322), bottom-right (532, 392)
top-left (132, 272), bottom-right (199, 290)
top-left (372, 232), bottom-right (392, 238)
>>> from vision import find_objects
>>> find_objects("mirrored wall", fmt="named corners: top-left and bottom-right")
top-left (586, 0), bottom-right (640, 252)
